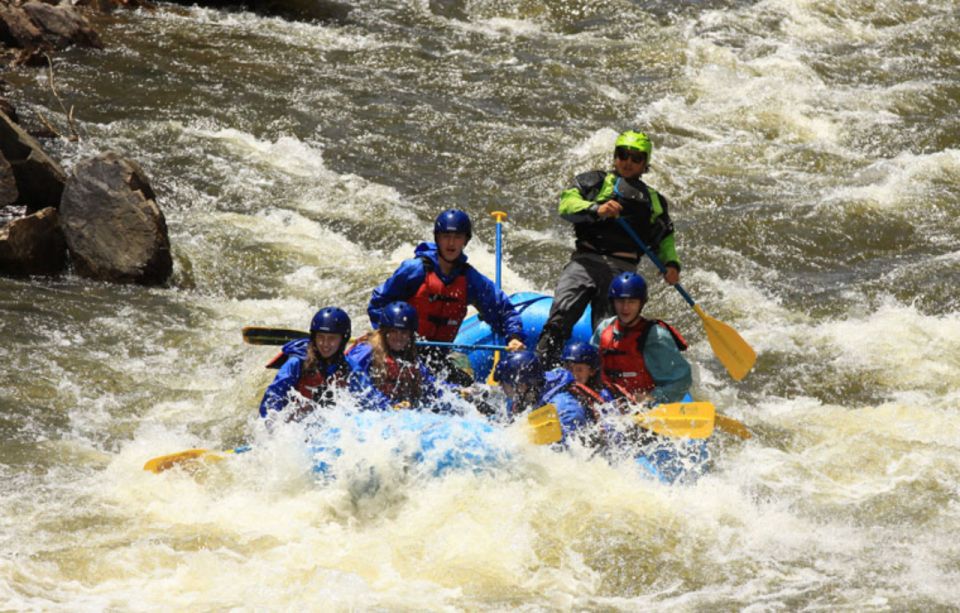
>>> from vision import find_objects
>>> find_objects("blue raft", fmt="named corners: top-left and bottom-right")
top-left (302, 292), bottom-right (708, 484)
top-left (453, 291), bottom-right (594, 382)
top-left (452, 292), bottom-right (710, 484)
top-left (305, 405), bottom-right (709, 485)
top-left (635, 434), bottom-right (710, 484)
top-left (308, 411), bottom-right (511, 479)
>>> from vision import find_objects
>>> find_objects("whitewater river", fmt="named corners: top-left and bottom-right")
top-left (2, 0), bottom-right (959, 609)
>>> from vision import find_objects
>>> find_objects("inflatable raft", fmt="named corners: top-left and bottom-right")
top-left (147, 293), bottom-right (710, 484)
top-left (453, 291), bottom-right (594, 382)
top-left (308, 410), bottom-right (511, 479)
top-left (305, 402), bottom-right (709, 485)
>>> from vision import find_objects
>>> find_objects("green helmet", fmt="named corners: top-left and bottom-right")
top-left (614, 130), bottom-right (652, 159)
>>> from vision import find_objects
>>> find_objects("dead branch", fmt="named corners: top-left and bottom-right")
top-left (35, 110), bottom-right (64, 139)
top-left (43, 53), bottom-right (80, 142)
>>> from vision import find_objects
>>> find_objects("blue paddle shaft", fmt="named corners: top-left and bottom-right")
top-left (495, 223), bottom-right (502, 290)
top-left (493, 215), bottom-right (504, 346)
top-left (615, 217), bottom-right (696, 308)
top-left (418, 340), bottom-right (507, 351)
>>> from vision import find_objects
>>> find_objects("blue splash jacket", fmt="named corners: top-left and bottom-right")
top-left (367, 242), bottom-right (524, 340)
top-left (259, 338), bottom-right (390, 417)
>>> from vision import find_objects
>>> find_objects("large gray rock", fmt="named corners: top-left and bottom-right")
top-left (0, 110), bottom-right (66, 212)
top-left (0, 1), bottom-right (103, 51)
top-left (21, 1), bottom-right (103, 49)
top-left (0, 206), bottom-right (66, 276)
top-left (60, 152), bottom-right (172, 285)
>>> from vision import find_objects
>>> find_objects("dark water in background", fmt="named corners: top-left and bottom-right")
top-left (1, 0), bottom-right (959, 608)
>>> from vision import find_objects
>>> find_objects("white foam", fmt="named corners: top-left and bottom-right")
top-left (185, 127), bottom-right (331, 178)
top-left (815, 299), bottom-right (960, 392)
top-left (823, 148), bottom-right (960, 212)
top-left (142, 4), bottom-right (381, 52)
top-left (464, 17), bottom-right (546, 38)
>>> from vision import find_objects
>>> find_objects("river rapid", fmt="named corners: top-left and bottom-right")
top-left (2, 0), bottom-right (959, 609)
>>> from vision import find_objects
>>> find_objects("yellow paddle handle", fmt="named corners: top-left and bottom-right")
top-left (486, 350), bottom-right (501, 386)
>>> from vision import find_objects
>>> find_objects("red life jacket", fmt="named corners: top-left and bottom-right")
top-left (407, 257), bottom-right (468, 342)
top-left (294, 360), bottom-right (350, 401)
top-left (599, 318), bottom-right (688, 397)
top-left (283, 360), bottom-right (351, 422)
top-left (375, 354), bottom-right (422, 404)
top-left (606, 380), bottom-right (639, 406)
top-left (568, 382), bottom-right (607, 422)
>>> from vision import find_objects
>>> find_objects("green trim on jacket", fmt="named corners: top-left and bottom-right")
top-left (558, 172), bottom-right (679, 267)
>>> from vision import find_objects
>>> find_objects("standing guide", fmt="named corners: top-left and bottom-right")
top-left (536, 130), bottom-right (682, 369)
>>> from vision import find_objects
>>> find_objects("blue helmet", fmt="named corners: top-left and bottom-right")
top-left (310, 307), bottom-right (351, 337)
top-left (434, 209), bottom-right (472, 241)
top-left (561, 341), bottom-right (600, 368)
top-left (494, 350), bottom-right (543, 387)
top-left (608, 272), bottom-right (648, 303)
top-left (381, 301), bottom-right (419, 332)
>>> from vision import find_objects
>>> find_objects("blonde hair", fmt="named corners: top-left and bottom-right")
top-left (364, 329), bottom-right (421, 402)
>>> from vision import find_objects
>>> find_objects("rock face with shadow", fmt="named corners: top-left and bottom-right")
top-left (0, 107), bottom-right (70, 278)
top-left (0, 110), bottom-right (66, 213)
top-left (59, 152), bottom-right (172, 285)
top-left (0, 206), bottom-right (66, 275)
top-left (0, 5), bottom-right (177, 284)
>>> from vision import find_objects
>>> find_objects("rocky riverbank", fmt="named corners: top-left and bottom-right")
top-left (1, 0), bottom-right (357, 284)
top-left (1, 0), bottom-right (162, 283)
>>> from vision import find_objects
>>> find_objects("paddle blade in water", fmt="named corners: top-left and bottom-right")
top-left (694, 305), bottom-right (757, 381)
top-left (143, 449), bottom-right (227, 473)
top-left (634, 401), bottom-right (716, 439)
top-left (527, 403), bottom-right (563, 445)
top-left (716, 413), bottom-right (752, 439)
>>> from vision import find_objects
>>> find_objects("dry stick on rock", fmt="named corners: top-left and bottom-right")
top-left (35, 109), bottom-right (63, 139)
top-left (38, 53), bottom-right (80, 142)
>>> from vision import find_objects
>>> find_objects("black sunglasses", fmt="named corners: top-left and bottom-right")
top-left (615, 148), bottom-right (646, 164)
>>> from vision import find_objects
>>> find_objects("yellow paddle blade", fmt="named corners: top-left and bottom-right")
top-left (143, 448), bottom-right (227, 473)
top-left (716, 413), bottom-right (752, 440)
top-left (526, 403), bottom-right (563, 445)
top-left (694, 305), bottom-right (757, 382)
top-left (634, 401), bottom-right (716, 439)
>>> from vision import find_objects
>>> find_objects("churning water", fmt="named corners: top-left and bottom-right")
top-left (2, 0), bottom-right (959, 609)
